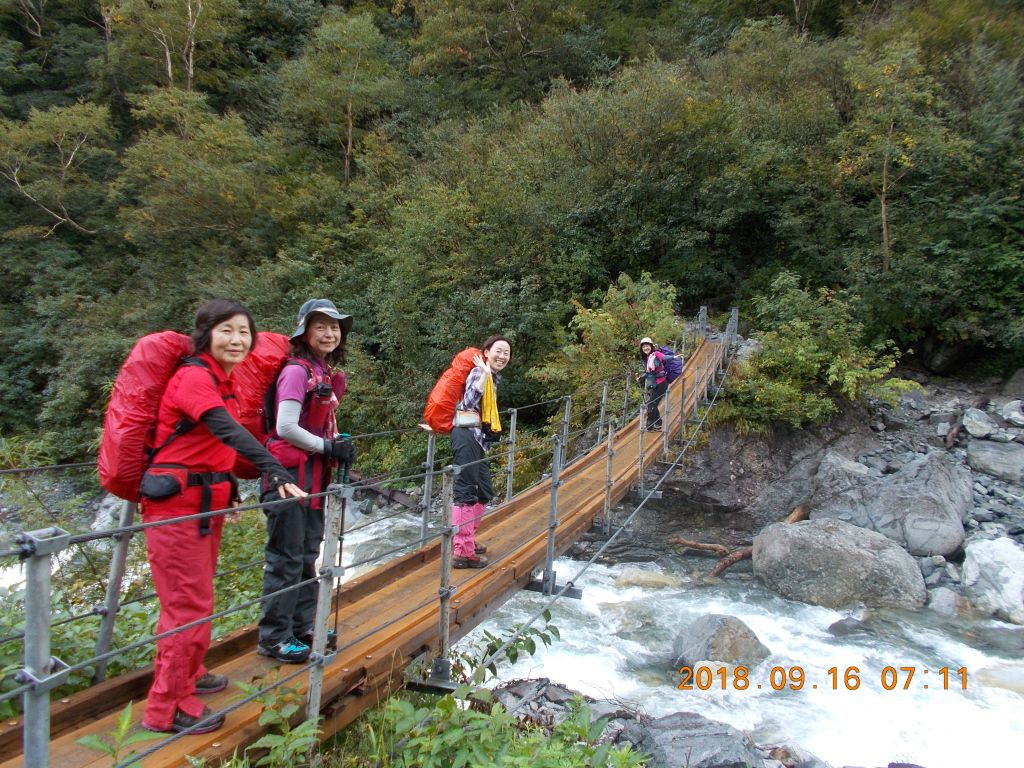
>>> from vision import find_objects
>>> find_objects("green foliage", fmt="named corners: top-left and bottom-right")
top-left (1, 0), bottom-right (1022, 460)
top-left (76, 701), bottom-right (163, 763)
top-left (717, 272), bottom-right (904, 432)
top-left (453, 608), bottom-right (561, 685)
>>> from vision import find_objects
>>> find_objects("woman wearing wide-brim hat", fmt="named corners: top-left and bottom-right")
top-left (256, 299), bottom-right (354, 663)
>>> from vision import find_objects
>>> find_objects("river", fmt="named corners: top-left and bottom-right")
top-left (464, 555), bottom-right (1021, 768)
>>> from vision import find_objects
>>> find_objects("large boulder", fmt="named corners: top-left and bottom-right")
top-left (962, 407), bottom-right (998, 438)
top-left (962, 537), bottom-right (1024, 624)
top-left (809, 451), bottom-right (970, 556)
top-left (967, 441), bottom-right (1024, 484)
top-left (1001, 400), bottom-right (1024, 428)
top-left (672, 614), bottom-right (770, 668)
top-left (753, 519), bottom-right (927, 609)
top-left (639, 711), bottom-right (763, 768)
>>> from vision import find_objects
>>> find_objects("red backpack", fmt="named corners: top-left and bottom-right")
top-left (422, 348), bottom-right (479, 434)
top-left (98, 331), bottom-right (293, 499)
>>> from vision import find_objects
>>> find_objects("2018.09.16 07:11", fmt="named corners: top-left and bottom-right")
top-left (677, 665), bottom-right (969, 691)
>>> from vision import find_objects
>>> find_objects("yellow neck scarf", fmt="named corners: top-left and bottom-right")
top-left (481, 372), bottom-right (501, 433)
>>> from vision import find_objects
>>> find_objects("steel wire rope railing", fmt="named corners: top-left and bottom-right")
top-left (0, 462), bottom-right (95, 476)
top-left (472, 338), bottom-right (737, 690)
top-left (5, 319), bottom-right (726, 765)
top-left (386, 338), bottom-right (734, 748)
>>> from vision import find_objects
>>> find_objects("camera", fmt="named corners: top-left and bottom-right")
top-left (313, 382), bottom-right (334, 399)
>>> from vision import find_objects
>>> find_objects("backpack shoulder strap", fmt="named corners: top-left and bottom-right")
top-left (149, 356), bottom-right (223, 460)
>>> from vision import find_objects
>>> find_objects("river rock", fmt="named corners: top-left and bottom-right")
top-left (672, 614), bottom-right (770, 668)
top-left (963, 407), bottom-right (998, 437)
top-left (1002, 400), bottom-right (1024, 428)
top-left (615, 567), bottom-right (683, 589)
top-left (809, 451), bottom-right (970, 556)
top-left (639, 711), bottom-right (763, 768)
top-left (976, 664), bottom-right (1024, 695)
top-left (752, 519), bottom-right (926, 609)
top-left (927, 587), bottom-right (975, 618)
top-left (962, 537), bottom-right (1024, 624)
top-left (1002, 369), bottom-right (1024, 398)
top-left (967, 440), bottom-right (1024, 484)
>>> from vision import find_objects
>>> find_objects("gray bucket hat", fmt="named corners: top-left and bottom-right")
top-left (291, 299), bottom-right (353, 339)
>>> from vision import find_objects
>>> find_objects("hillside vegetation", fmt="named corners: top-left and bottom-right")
top-left (1, 0), bottom-right (1022, 458)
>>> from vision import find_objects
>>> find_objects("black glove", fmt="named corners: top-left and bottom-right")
top-left (325, 436), bottom-right (355, 465)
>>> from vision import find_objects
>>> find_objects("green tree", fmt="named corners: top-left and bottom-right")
top-left (107, 0), bottom-right (240, 92)
top-left (0, 101), bottom-right (116, 237)
top-left (277, 9), bottom-right (401, 179)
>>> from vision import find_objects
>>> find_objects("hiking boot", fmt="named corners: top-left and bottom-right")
top-left (297, 628), bottom-right (337, 652)
top-left (453, 555), bottom-right (489, 569)
top-left (646, 424), bottom-right (662, 432)
top-left (194, 672), bottom-right (228, 695)
top-left (143, 706), bottom-right (225, 734)
top-left (474, 543), bottom-right (487, 555)
top-left (257, 636), bottom-right (311, 664)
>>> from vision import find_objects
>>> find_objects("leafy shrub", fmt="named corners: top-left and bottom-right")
top-left (717, 271), bottom-right (907, 432)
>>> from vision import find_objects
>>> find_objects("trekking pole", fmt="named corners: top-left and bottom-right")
top-left (596, 381), bottom-right (609, 446)
top-left (662, 385), bottom-right (671, 458)
top-left (560, 395), bottom-right (572, 463)
top-left (339, 432), bottom-right (351, 484)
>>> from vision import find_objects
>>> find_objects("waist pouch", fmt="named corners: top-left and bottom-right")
top-left (645, 373), bottom-right (658, 388)
top-left (453, 412), bottom-right (482, 428)
top-left (142, 465), bottom-right (234, 536)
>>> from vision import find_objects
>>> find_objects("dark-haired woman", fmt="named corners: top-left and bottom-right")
top-left (639, 336), bottom-right (666, 431)
top-left (257, 299), bottom-right (354, 663)
top-left (451, 335), bottom-right (511, 569)
top-left (141, 299), bottom-right (306, 735)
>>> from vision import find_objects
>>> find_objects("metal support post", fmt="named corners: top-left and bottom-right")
top-left (543, 435), bottom-right (562, 594)
top-left (17, 527), bottom-right (72, 768)
top-left (701, 354), bottom-right (711, 406)
top-left (602, 423), bottom-right (616, 535)
top-left (637, 405), bottom-right (647, 495)
top-left (622, 372), bottom-right (631, 426)
top-left (505, 409), bottom-right (518, 503)
top-left (596, 382), bottom-right (609, 446)
top-left (420, 430), bottom-right (437, 539)
top-left (560, 395), bottom-right (572, 462)
top-left (662, 383), bottom-right (671, 458)
top-left (92, 501), bottom-right (137, 683)
top-left (306, 484), bottom-right (350, 720)
top-left (431, 468), bottom-right (456, 683)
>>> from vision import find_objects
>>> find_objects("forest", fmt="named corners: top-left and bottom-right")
top-left (1, 0), bottom-right (1022, 461)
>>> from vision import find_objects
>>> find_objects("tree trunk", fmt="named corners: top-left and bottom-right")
top-left (880, 120), bottom-right (894, 272)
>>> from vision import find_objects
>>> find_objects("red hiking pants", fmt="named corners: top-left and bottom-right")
top-left (141, 484), bottom-right (227, 729)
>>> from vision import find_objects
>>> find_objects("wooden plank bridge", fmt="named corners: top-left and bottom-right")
top-left (1, 338), bottom-right (727, 768)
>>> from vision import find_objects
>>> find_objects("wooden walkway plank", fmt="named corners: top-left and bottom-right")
top-left (1, 340), bottom-right (724, 768)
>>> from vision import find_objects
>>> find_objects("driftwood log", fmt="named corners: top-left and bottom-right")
top-left (703, 503), bottom-right (811, 578)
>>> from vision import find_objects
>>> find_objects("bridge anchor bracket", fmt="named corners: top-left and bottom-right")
top-left (524, 573), bottom-right (582, 600)
top-left (405, 657), bottom-right (459, 695)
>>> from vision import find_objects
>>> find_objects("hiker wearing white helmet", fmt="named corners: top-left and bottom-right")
top-left (639, 337), bottom-right (666, 431)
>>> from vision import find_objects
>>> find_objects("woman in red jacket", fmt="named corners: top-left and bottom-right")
top-left (140, 299), bottom-right (305, 735)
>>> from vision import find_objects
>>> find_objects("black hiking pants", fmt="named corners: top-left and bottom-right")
top-left (258, 487), bottom-right (325, 646)
top-left (646, 380), bottom-right (667, 428)
top-left (451, 426), bottom-right (495, 506)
